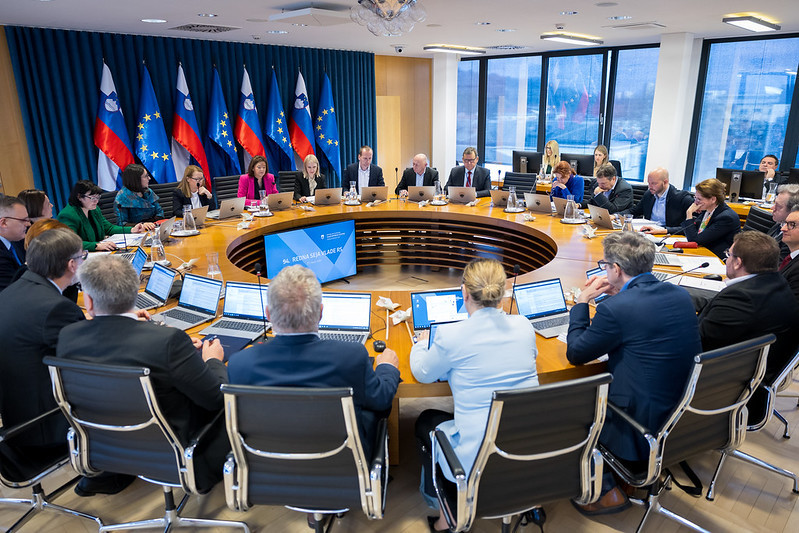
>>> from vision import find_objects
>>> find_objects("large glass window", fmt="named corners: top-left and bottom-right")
top-left (545, 54), bottom-right (603, 155)
top-left (609, 47), bottom-right (659, 181)
top-left (692, 37), bottom-right (799, 185)
top-left (484, 56), bottom-right (542, 165)
top-left (455, 61), bottom-right (480, 161)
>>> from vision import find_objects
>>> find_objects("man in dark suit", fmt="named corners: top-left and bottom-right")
top-left (227, 265), bottom-right (401, 461)
top-left (0, 195), bottom-right (30, 292)
top-left (444, 146), bottom-right (491, 198)
top-left (767, 184), bottom-right (799, 259)
top-left (620, 167), bottom-right (693, 227)
top-left (342, 145), bottom-right (385, 193)
top-left (0, 228), bottom-right (84, 481)
top-left (779, 208), bottom-right (799, 301)
top-left (57, 255), bottom-right (229, 493)
top-left (567, 232), bottom-right (701, 516)
top-left (395, 153), bottom-right (439, 197)
top-left (586, 163), bottom-right (633, 213)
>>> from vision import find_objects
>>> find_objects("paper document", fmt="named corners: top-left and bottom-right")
top-left (677, 255), bottom-right (726, 276)
top-left (105, 233), bottom-right (144, 247)
top-left (678, 276), bottom-right (725, 292)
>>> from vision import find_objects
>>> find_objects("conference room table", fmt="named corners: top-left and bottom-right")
top-left (146, 196), bottom-right (716, 462)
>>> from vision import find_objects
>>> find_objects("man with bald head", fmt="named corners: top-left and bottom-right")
top-left (395, 153), bottom-right (439, 197)
top-left (623, 167), bottom-right (694, 229)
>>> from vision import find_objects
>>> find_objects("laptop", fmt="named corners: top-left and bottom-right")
top-left (490, 189), bottom-right (509, 207)
top-left (408, 186), bottom-right (435, 202)
top-left (134, 261), bottom-right (176, 310)
top-left (267, 192), bottom-right (293, 211)
top-left (313, 188), bottom-right (342, 206)
top-left (448, 187), bottom-right (476, 204)
top-left (142, 217), bottom-right (177, 245)
top-left (654, 252), bottom-right (682, 267)
top-left (115, 244), bottom-right (146, 265)
top-left (199, 281), bottom-right (270, 340)
top-left (585, 266), bottom-right (610, 303)
top-left (513, 278), bottom-right (570, 338)
top-left (206, 197), bottom-right (246, 219)
top-left (318, 292), bottom-right (372, 344)
top-left (410, 288), bottom-right (468, 335)
top-left (361, 186), bottom-right (388, 203)
top-left (428, 319), bottom-right (464, 348)
top-left (129, 246), bottom-right (148, 276)
top-left (552, 196), bottom-right (568, 216)
top-left (190, 205), bottom-right (209, 226)
top-left (524, 193), bottom-right (552, 214)
top-left (150, 273), bottom-right (223, 330)
top-left (587, 204), bottom-right (621, 230)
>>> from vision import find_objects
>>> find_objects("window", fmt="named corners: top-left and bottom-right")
top-left (692, 37), bottom-right (799, 185)
top-left (609, 47), bottom-right (659, 181)
top-left (455, 61), bottom-right (480, 161)
top-left (484, 56), bottom-right (542, 165)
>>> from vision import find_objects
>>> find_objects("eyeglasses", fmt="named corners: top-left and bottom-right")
top-left (781, 221), bottom-right (798, 230)
top-left (71, 250), bottom-right (89, 261)
top-left (1, 216), bottom-right (31, 224)
top-left (462, 158), bottom-right (476, 163)
top-left (597, 260), bottom-right (613, 270)
top-left (82, 194), bottom-right (101, 201)
top-left (189, 177), bottom-right (204, 182)
top-left (724, 248), bottom-right (735, 260)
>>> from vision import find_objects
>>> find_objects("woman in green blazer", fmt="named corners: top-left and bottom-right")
top-left (57, 180), bottom-right (153, 251)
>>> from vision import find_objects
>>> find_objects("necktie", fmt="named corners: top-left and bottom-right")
top-left (780, 255), bottom-right (792, 271)
top-left (9, 244), bottom-right (21, 266)
top-left (466, 171), bottom-right (472, 187)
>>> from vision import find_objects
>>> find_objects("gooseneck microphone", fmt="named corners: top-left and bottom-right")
top-left (254, 263), bottom-right (269, 341)
top-left (655, 225), bottom-right (686, 247)
top-left (509, 264), bottom-right (521, 314)
top-left (660, 261), bottom-right (711, 282)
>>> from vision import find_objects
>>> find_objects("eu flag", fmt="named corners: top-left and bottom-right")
top-left (135, 65), bottom-right (176, 183)
top-left (205, 67), bottom-right (241, 178)
top-left (265, 70), bottom-right (296, 173)
top-left (313, 74), bottom-right (342, 183)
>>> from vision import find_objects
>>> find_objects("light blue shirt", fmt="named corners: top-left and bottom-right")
top-left (651, 190), bottom-right (667, 226)
top-left (415, 172), bottom-right (425, 187)
top-left (410, 307), bottom-right (538, 481)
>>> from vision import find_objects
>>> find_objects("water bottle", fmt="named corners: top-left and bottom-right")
top-left (206, 252), bottom-right (223, 281)
top-left (182, 206), bottom-right (197, 233)
top-left (433, 180), bottom-right (445, 204)
top-left (622, 214), bottom-right (635, 232)
top-left (346, 181), bottom-right (360, 205)
top-left (564, 194), bottom-right (576, 221)
top-left (149, 231), bottom-right (166, 265)
top-left (506, 185), bottom-right (523, 212)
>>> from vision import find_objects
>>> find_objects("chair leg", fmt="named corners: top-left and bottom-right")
top-left (727, 449), bottom-right (799, 493)
top-left (500, 515), bottom-right (512, 533)
top-left (635, 476), bottom-right (710, 533)
top-left (3, 482), bottom-right (103, 532)
top-left (706, 452), bottom-right (728, 501)
top-left (773, 410), bottom-right (791, 438)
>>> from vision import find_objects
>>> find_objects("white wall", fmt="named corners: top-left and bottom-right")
top-left (431, 53), bottom-right (458, 176)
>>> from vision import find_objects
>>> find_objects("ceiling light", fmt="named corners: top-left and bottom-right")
top-left (351, 0), bottom-right (426, 37)
top-left (540, 32), bottom-right (604, 46)
top-left (141, 19), bottom-right (167, 24)
top-left (266, 30), bottom-right (289, 34)
top-left (198, 13), bottom-right (218, 18)
top-left (722, 15), bottom-right (780, 32)
top-left (292, 23), bottom-right (308, 27)
top-left (423, 44), bottom-right (486, 56)
top-left (496, 28), bottom-right (516, 33)
top-left (608, 15), bottom-right (632, 21)
top-left (560, 11), bottom-right (578, 16)
top-left (475, 21), bottom-right (491, 26)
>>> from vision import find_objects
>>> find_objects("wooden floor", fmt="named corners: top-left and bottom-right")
top-left (3, 384), bottom-right (799, 532)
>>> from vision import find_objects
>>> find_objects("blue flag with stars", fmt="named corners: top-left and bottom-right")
top-left (135, 65), bottom-right (176, 183)
top-left (265, 70), bottom-right (296, 172)
top-left (314, 74), bottom-right (342, 182)
top-left (205, 67), bottom-right (241, 178)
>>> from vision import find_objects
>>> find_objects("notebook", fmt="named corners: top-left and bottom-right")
top-left (318, 292), bottom-right (372, 344)
top-left (312, 188), bottom-right (342, 206)
top-left (524, 193), bottom-right (552, 214)
top-left (134, 261), bottom-right (176, 311)
top-left (206, 197), bottom-right (246, 219)
top-left (448, 187), bottom-right (476, 204)
top-left (587, 204), bottom-right (621, 230)
top-left (410, 288), bottom-right (468, 335)
top-left (267, 192), bottom-right (293, 211)
top-left (585, 266), bottom-right (610, 303)
top-left (490, 189), bottom-right (509, 207)
top-left (199, 281), bottom-right (270, 340)
top-left (513, 278), bottom-right (570, 338)
top-left (408, 186), bottom-right (435, 202)
top-left (150, 273), bottom-right (223, 330)
top-left (361, 186), bottom-right (388, 202)
top-left (654, 252), bottom-right (682, 267)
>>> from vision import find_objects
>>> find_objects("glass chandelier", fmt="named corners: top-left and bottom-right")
top-left (350, 0), bottom-right (427, 37)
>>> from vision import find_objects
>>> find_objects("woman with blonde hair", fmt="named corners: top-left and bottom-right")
top-left (593, 145), bottom-right (608, 177)
top-left (411, 258), bottom-right (539, 531)
top-left (294, 154), bottom-right (327, 202)
top-left (172, 165), bottom-right (214, 217)
top-left (542, 140), bottom-right (560, 175)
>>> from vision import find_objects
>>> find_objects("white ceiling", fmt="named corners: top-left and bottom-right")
top-left (2, 1), bottom-right (798, 57)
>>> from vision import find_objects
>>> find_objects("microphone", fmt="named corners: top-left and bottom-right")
top-left (254, 262), bottom-right (269, 341)
top-left (509, 264), bottom-right (520, 314)
top-left (655, 225), bottom-right (686, 246)
top-left (394, 167), bottom-right (400, 200)
top-left (659, 261), bottom-right (711, 282)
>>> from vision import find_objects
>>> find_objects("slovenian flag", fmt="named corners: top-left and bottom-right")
top-left (94, 62), bottom-right (134, 191)
top-left (234, 66), bottom-right (266, 169)
top-left (135, 65), bottom-right (176, 183)
top-left (288, 71), bottom-right (315, 162)
top-left (171, 63), bottom-right (210, 189)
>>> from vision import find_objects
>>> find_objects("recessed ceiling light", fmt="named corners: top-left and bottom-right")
top-left (475, 21), bottom-right (491, 26)
top-left (266, 30), bottom-right (289, 34)
top-left (608, 15), bottom-right (632, 20)
top-left (198, 13), bottom-right (218, 18)
top-left (292, 23), bottom-right (308, 27)
top-left (560, 11), bottom-right (578, 16)
top-left (496, 28), bottom-right (516, 33)
top-left (141, 18), bottom-right (167, 24)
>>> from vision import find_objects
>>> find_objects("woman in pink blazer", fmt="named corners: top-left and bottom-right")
top-left (238, 155), bottom-right (277, 206)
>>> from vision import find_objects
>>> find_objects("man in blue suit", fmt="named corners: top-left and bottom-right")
top-left (0, 196), bottom-right (30, 292)
top-left (566, 231), bottom-right (701, 516)
top-left (341, 145), bottom-right (385, 193)
top-left (227, 265), bottom-right (401, 461)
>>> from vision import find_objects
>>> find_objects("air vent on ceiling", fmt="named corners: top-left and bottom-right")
top-left (170, 23), bottom-right (239, 33)
top-left (606, 21), bottom-right (666, 30)
top-left (268, 7), bottom-right (351, 26)
top-left (486, 45), bottom-right (527, 50)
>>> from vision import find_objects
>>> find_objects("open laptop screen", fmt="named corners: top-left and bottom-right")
top-left (320, 292), bottom-right (372, 331)
top-left (131, 247), bottom-right (148, 276)
top-left (177, 274), bottom-right (223, 314)
top-left (585, 267), bottom-right (609, 303)
top-left (411, 289), bottom-right (468, 330)
top-left (222, 281), bottom-right (268, 320)
top-left (146, 262), bottom-right (175, 301)
top-left (514, 279), bottom-right (567, 319)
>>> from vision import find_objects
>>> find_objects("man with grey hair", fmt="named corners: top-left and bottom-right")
top-left (57, 255), bottom-right (229, 493)
top-left (779, 205), bottom-right (799, 301)
top-left (768, 184), bottom-right (799, 259)
top-left (587, 163), bottom-right (633, 213)
top-left (0, 228), bottom-right (85, 481)
top-left (395, 153), bottom-right (439, 197)
top-left (567, 231), bottom-right (701, 517)
top-left (227, 265), bottom-right (400, 461)
top-left (0, 195), bottom-right (31, 291)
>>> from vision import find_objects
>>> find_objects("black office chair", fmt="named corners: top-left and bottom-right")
top-left (609, 159), bottom-right (623, 178)
top-left (98, 190), bottom-right (118, 225)
top-left (278, 170), bottom-right (300, 194)
top-left (705, 348), bottom-right (799, 499)
top-left (148, 181), bottom-right (178, 220)
top-left (43, 357), bottom-right (250, 533)
top-left (742, 205), bottom-right (775, 233)
top-left (222, 385), bottom-right (388, 533)
top-left (631, 183), bottom-right (648, 204)
top-left (431, 373), bottom-right (613, 533)
top-left (214, 174), bottom-right (241, 203)
top-left (582, 178), bottom-right (596, 208)
top-left (600, 334), bottom-right (774, 533)
top-left (0, 407), bottom-right (102, 531)
top-left (501, 172), bottom-right (537, 193)
top-left (775, 355), bottom-right (799, 435)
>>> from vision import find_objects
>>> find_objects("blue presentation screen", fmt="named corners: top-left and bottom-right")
top-left (264, 219), bottom-right (357, 283)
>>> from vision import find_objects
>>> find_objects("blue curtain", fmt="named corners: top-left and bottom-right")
top-left (5, 27), bottom-right (376, 208)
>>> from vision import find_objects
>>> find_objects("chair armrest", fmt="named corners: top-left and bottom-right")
top-left (188, 409), bottom-right (224, 448)
top-left (607, 402), bottom-right (653, 437)
top-left (434, 429), bottom-right (465, 479)
top-left (0, 407), bottom-right (62, 443)
top-left (370, 418), bottom-right (388, 471)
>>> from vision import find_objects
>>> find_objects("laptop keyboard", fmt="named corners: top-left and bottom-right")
top-left (214, 320), bottom-right (264, 333)
top-left (135, 293), bottom-right (159, 309)
top-left (162, 308), bottom-right (206, 323)
top-left (320, 332), bottom-right (365, 344)
top-left (652, 271), bottom-right (670, 281)
top-left (654, 252), bottom-right (681, 266)
top-left (530, 314), bottom-right (570, 331)
top-left (116, 252), bottom-right (135, 261)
